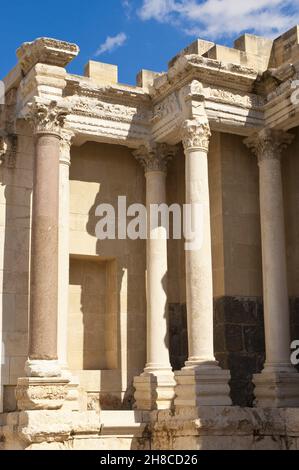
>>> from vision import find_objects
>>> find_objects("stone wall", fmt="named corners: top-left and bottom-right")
top-left (69, 142), bottom-right (146, 408)
top-left (214, 296), bottom-right (265, 407)
top-left (168, 297), bottom-right (266, 407)
top-left (0, 120), bottom-right (33, 413)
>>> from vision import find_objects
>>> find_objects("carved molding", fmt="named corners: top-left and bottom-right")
top-left (244, 129), bottom-right (294, 163)
top-left (17, 37), bottom-right (79, 74)
top-left (134, 143), bottom-right (177, 173)
top-left (152, 93), bottom-right (181, 124)
top-left (181, 119), bottom-right (211, 152)
top-left (26, 100), bottom-right (69, 136)
top-left (16, 377), bottom-right (69, 411)
top-left (204, 86), bottom-right (265, 108)
top-left (68, 96), bottom-right (151, 124)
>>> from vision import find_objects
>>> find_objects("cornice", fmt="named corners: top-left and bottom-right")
top-left (64, 75), bottom-right (151, 106)
top-left (17, 38), bottom-right (79, 75)
top-left (150, 55), bottom-right (261, 101)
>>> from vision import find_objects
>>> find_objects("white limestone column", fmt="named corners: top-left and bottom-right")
top-left (58, 130), bottom-right (73, 371)
top-left (57, 131), bottom-right (80, 412)
top-left (133, 144), bottom-right (176, 410)
top-left (175, 119), bottom-right (231, 408)
top-left (245, 129), bottom-right (299, 407)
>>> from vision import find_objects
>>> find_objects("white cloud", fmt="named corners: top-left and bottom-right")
top-left (95, 32), bottom-right (127, 56)
top-left (122, 0), bottom-right (133, 18)
top-left (138, 0), bottom-right (299, 39)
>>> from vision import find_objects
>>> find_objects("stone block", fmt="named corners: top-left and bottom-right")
top-left (234, 33), bottom-right (273, 58)
top-left (207, 45), bottom-right (242, 65)
top-left (136, 70), bottom-right (160, 90)
top-left (134, 372), bottom-right (176, 411)
top-left (84, 61), bottom-right (118, 85)
top-left (225, 324), bottom-right (243, 352)
top-left (243, 325), bottom-right (265, 353)
top-left (175, 366), bottom-right (231, 408)
top-left (16, 377), bottom-right (69, 411)
top-left (168, 39), bottom-right (215, 68)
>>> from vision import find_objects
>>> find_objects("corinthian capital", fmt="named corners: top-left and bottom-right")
top-left (181, 119), bottom-right (211, 152)
top-left (133, 143), bottom-right (177, 173)
top-left (60, 129), bottom-right (74, 166)
top-left (27, 100), bottom-right (69, 137)
top-left (244, 129), bottom-right (294, 164)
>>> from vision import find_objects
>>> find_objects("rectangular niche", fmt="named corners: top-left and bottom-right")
top-left (68, 255), bottom-right (117, 371)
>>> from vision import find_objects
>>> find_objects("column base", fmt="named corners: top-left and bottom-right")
top-left (175, 363), bottom-right (232, 408)
top-left (134, 370), bottom-right (176, 411)
top-left (25, 359), bottom-right (61, 378)
top-left (15, 377), bottom-right (69, 411)
top-left (254, 367), bottom-right (299, 407)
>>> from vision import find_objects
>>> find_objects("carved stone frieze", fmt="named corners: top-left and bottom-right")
top-left (204, 86), bottom-right (265, 108)
top-left (152, 93), bottom-right (181, 123)
top-left (68, 96), bottom-right (151, 124)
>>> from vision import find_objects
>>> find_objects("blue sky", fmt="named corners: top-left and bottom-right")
top-left (1, 0), bottom-right (299, 85)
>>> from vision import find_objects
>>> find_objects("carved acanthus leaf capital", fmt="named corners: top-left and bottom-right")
top-left (133, 143), bottom-right (177, 173)
top-left (60, 129), bottom-right (74, 165)
top-left (26, 100), bottom-right (69, 137)
top-left (244, 129), bottom-right (294, 164)
top-left (181, 118), bottom-right (211, 152)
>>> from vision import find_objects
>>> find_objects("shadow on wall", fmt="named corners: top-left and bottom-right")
top-left (69, 141), bottom-right (146, 411)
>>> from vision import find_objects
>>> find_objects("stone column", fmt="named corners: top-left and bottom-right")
top-left (245, 129), bottom-right (299, 407)
top-left (16, 101), bottom-right (69, 411)
top-left (175, 119), bottom-right (231, 408)
top-left (58, 130), bottom-right (73, 370)
top-left (133, 144), bottom-right (176, 410)
top-left (58, 131), bottom-right (80, 411)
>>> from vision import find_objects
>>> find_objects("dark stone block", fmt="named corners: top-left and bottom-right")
top-left (214, 324), bottom-right (226, 353)
top-left (243, 325), bottom-right (265, 353)
top-left (215, 352), bottom-right (229, 369)
top-left (290, 298), bottom-right (299, 326)
top-left (214, 296), bottom-right (264, 325)
top-left (256, 353), bottom-right (266, 373)
top-left (228, 353), bottom-right (257, 378)
top-left (227, 353), bottom-right (258, 407)
top-left (225, 324), bottom-right (243, 352)
top-left (291, 324), bottom-right (299, 342)
top-left (169, 303), bottom-right (188, 371)
top-left (229, 377), bottom-right (255, 408)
